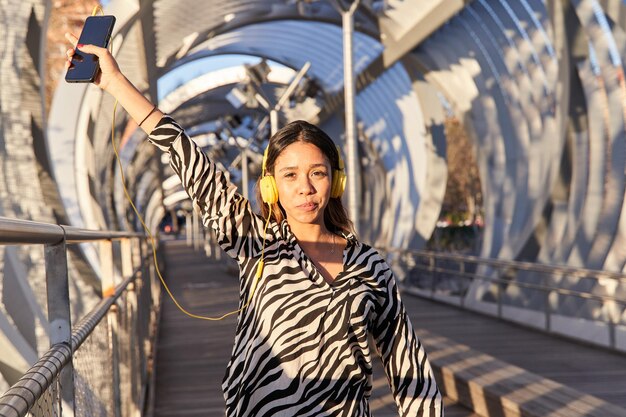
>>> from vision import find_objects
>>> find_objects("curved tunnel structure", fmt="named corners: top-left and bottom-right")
top-left (2, 0), bottom-right (626, 387)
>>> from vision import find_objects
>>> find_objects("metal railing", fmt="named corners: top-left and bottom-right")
top-left (0, 216), bottom-right (161, 417)
top-left (384, 247), bottom-right (626, 352)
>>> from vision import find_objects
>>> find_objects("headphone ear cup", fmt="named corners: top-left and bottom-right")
top-left (260, 175), bottom-right (279, 204)
top-left (331, 170), bottom-right (346, 198)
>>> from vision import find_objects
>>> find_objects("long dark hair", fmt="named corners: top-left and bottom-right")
top-left (255, 120), bottom-right (355, 236)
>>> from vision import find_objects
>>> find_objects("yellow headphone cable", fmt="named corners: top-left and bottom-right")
top-left (94, 6), bottom-right (267, 321)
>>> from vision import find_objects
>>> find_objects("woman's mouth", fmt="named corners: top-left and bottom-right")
top-left (297, 202), bottom-right (318, 211)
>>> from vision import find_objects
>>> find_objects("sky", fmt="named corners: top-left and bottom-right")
top-left (157, 55), bottom-right (264, 101)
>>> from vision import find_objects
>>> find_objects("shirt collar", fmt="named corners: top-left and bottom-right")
top-left (279, 219), bottom-right (358, 247)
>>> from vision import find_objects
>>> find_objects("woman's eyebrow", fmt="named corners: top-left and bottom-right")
top-left (278, 163), bottom-right (327, 172)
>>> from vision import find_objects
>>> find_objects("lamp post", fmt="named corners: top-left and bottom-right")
top-left (331, 0), bottom-right (361, 235)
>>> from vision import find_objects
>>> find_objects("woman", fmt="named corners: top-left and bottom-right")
top-left (65, 33), bottom-right (443, 417)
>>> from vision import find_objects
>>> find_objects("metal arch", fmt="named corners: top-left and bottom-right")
top-left (401, 56), bottom-right (449, 249)
top-left (165, 20), bottom-right (408, 129)
top-left (586, 1), bottom-right (626, 271)
top-left (561, 2), bottom-right (611, 269)
top-left (152, 0), bottom-right (380, 73)
top-left (464, 2), bottom-right (544, 259)
top-left (41, 1), bottom-right (624, 272)
top-left (569, 0), bottom-right (626, 271)
top-left (502, 0), bottom-right (563, 260)
top-left (153, 18), bottom-right (443, 248)
top-left (465, 2), bottom-right (533, 241)
top-left (566, 54), bottom-right (610, 267)
top-left (597, 0), bottom-right (626, 35)
top-left (137, 172), bottom-right (164, 229)
top-left (178, 20), bottom-right (384, 93)
top-left (527, 0), bottom-right (573, 266)
top-left (48, 1), bottom-right (144, 232)
top-left (114, 136), bottom-right (162, 231)
top-left (151, 65), bottom-right (307, 215)
top-left (410, 2), bottom-right (564, 262)
top-left (85, 2), bottom-right (164, 232)
top-left (475, 0), bottom-right (552, 104)
top-left (83, 4), bottom-right (464, 247)
top-left (355, 64), bottom-right (430, 248)
top-left (449, 13), bottom-right (516, 259)
top-left (537, 0), bottom-right (583, 266)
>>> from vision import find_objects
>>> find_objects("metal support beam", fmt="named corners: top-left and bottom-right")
top-left (99, 240), bottom-right (122, 417)
top-left (121, 238), bottom-right (140, 416)
top-left (256, 61), bottom-right (310, 136)
top-left (270, 109), bottom-right (279, 136)
top-left (332, 0), bottom-right (362, 233)
top-left (44, 237), bottom-right (75, 416)
top-left (312, 0), bottom-right (472, 127)
top-left (377, 0), bottom-right (470, 67)
top-left (242, 149), bottom-right (249, 199)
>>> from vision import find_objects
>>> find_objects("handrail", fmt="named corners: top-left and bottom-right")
top-left (382, 246), bottom-right (626, 351)
top-left (0, 270), bottom-right (138, 417)
top-left (0, 343), bottom-right (72, 417)
top-left (384, 246), bottom-right (626, 282)
top-left (0, 216), bottom-right (160, 417)
top-left (409, 263), bottom-right (626, 304)
top-left (0, 216), bottom-right (142, 244)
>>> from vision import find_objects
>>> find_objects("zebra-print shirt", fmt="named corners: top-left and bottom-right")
top-left (148, 116), bottom-right (443, 417)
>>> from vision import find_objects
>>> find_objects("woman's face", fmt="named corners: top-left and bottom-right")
top-left (273, 141), bottom-right (332, 229)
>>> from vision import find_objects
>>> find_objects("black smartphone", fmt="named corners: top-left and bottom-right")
top-left (65, 15), bottom-right (116, 83)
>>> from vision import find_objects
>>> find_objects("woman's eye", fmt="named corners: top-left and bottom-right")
top-left (283, 172), bottom-right (296, 179)
top-left (312, 171), bottom-right (328, 177)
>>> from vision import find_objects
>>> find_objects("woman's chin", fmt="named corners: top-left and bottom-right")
top-left (287, 212), bottom-right (324, 227)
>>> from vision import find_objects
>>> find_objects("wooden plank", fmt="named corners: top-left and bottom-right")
top-left (152, 241), bottom-right (237, 417)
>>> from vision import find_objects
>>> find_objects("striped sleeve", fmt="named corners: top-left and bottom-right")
top-left (147, 115), bottom-right (266, 261)
top-left (373, 266), bottom-right (444, 417)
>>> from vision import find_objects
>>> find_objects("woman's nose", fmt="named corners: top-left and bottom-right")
top-left (297, 177), bottom-right (315, 194)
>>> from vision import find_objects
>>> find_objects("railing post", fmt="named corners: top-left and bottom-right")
top-left (44, 235), bottom-right (75, 416)
top-left (122, 238), bottom-right (140, 417)
top-left (215, 231), bottom-right (222, 260)
top-left (545, 290), bottom-right (553, 332)
top-left (137, 238), bottom-right (151, 390)
top-left (193, 209), bottom-right (201, 251)
top-left (429, 255), bottom-right (437, 298)
top-left (459, 260), bottom-right (466, 308)
top-left (545, 272), bottom-right (552, 332)
top-left (607, 298), bottom-right (618, 350)
top-left (204, 232), bottom-right (212, 258)
top-left (186, 213), bottom-right (192, 246)
top-left (133, 236), bottom-right (146, 416)
top-left (141, 237), bottom-right (160, 334)
top-left (100, 240), bottom-right (122, 417)
top-left (144, 239), bottom-right (160, 323)
top-left (496, 268), bottom-right (503, 319)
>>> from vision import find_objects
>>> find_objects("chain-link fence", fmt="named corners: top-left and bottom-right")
top-left (0, 217), bottom-right (161, 417)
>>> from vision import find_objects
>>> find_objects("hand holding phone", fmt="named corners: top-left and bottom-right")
top-left (65, 15), bottom-right (116, 83)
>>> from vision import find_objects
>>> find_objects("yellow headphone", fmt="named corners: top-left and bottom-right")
top-left (259, 145), bottom-right (347, 204)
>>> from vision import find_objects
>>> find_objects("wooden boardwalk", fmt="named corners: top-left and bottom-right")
top-left (150, 240), bottom-right (626, 416)
top-left (403, 294), bottom-right (626, 408)
top-left (151, 240), bottom-right (477, 416)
